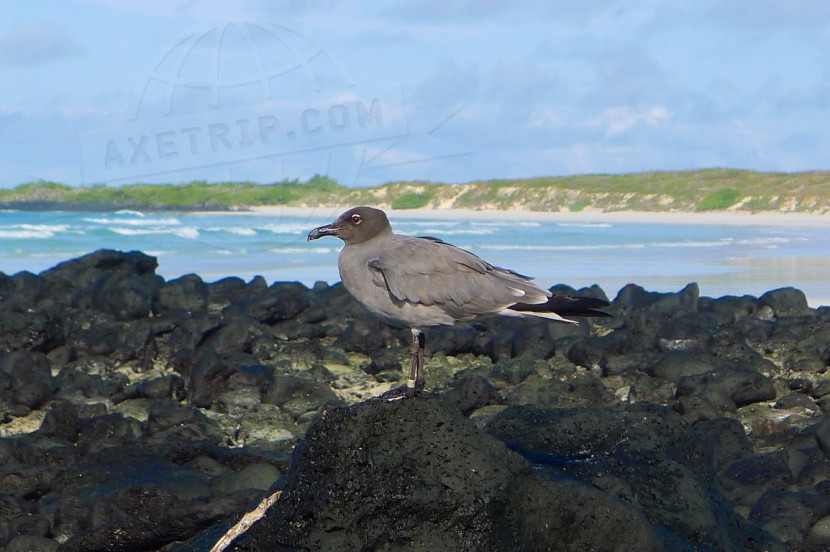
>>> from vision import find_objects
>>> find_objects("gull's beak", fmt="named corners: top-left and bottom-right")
top-left (307, 223), bottom-right (339, 241)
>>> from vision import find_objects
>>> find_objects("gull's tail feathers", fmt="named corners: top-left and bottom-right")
top-left (508, 293), bottom-right (612, 324)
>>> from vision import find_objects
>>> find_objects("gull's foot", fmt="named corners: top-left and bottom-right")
top-left (380, 384), bottom-right (422, 401)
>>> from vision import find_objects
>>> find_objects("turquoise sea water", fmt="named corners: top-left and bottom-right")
top-left (1, 209), bottom-right (829, 306)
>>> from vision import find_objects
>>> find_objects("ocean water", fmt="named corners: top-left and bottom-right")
top-left (1, 208), bottom-right (829, 307)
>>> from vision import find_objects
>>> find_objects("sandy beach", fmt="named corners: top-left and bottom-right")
top-left (247, 206), bottom-right (830, 227)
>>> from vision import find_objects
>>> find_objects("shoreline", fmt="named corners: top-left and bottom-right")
top-left (245, 206), bottom-right (830, 227)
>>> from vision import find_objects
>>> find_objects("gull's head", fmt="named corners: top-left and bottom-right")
top-left (307, 206), bottom-right (391, 245)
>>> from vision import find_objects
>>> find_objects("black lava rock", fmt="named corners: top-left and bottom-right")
top-left (484, 403), bottom-right (783, 551)
top-left (0, 351), bottom-right (56, 412)
top-left (649, 350), bottom-right (717, 382)
top-left (114, 374), bottom-right (186, 402)
top-left (760, 287), bottom-right (811, 317)
top-left (156, 273), bottom-right (210, 313)
top-left (815, 417), bottom-right (830, 460)
top-left (187, 348), bottom-right (235, 408)
top-left (232, 394), bottom-right (666, 551)
top-left (749, 489), bottom-right (830, 545)
top-left (225, 282), bottom-right (310, 324)
top-left (441, 372), bottom-right (502, 415)
top-left (676, 363), bottom-right (777, 409)
top-left (703, 294), bottom-right (763, 323)
top-left (0, 249), bottom-right (827, 550)
top-left (719, 450), bottom-right (793, 503)
top-left (424, 324), bottom-right (477, 357)
top-left (691, 416), bottom-right (754, 471)
top-left (41, 249), bottom-right (158, 290)
top-left (262, 375), bottom-right (341, 420)
top-left (333, 317), bottom-right (403, 354)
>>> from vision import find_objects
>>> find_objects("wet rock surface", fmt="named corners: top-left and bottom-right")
top-left (0, 249), bottom-right (827, 550)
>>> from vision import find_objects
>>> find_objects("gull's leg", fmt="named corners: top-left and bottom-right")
top-left (407, 328), bottom-right (426, 391)
top-left (415, 330), bottom-right (425, 390)
top-left (383, 329), bottom-right (425, 401)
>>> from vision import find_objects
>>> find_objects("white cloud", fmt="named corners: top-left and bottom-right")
top-left (528, 108), bottom-right (559, 128)
top-left (587, 105), bottom-right (671, 137)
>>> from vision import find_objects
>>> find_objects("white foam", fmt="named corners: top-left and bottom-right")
top-left (480, 243), bottom-right (647, 251)
top-left (400, 221), bottom-right (460, 227)
top-left (226, 227), bottom-right (257, 236)
top-left (651, 237), bottom-right (791, 248)
top-left (19, 223), bottom-right (70, 232)
top-left (735, 237), bottom-right (791, 246)
top-left (175, 227), bottom-right (200, 239)
top-left (110, 227), bottom-right (158, 236)
top-left (272, 247), bottom-right (337, 254)
top-left (84, 216), bottom-right (181, 226)
top-left (652, 239), bottom-right (732, 248)
top-left (0, 223), bottom-right (72, 239)
top-left (414, 228), bottom-right (495, 236)
top-left (0, 229), bottom-right (55, 238)
top-left (25, 250), bottom-right (87, 258)
top-left (258, 223), bottom-right (316, 234)
top-left (109, 226), bottom-right (200, 239)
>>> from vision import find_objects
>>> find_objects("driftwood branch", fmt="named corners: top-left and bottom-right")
top-left (209, 490), bottom-right (283, 552)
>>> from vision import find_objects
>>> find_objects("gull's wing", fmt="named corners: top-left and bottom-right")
top-left (367, 235), bottom-right (550, 320)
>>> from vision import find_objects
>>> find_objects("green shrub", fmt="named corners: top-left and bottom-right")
top-left (304, 174), bottom-right (343, 192)
top-left (569, 198), bottom-right (591, 212)
top-left (391, 192), bottom-right (433, 209)
top-left (743, 196), bottom-right (775, 211)
top-left (5, 181), bottom-right (71, 201)
top-left (696, 187), bottom-right (741, 211)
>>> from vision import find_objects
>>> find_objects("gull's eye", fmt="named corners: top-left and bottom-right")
top-left (351, 214), bottom-right (362, 224)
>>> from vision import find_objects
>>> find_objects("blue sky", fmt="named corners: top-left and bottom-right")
top-left (1, 0), bottom-right (829, 188)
